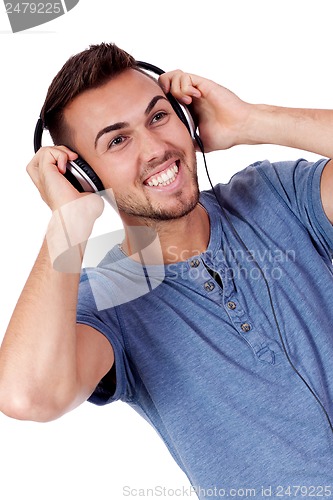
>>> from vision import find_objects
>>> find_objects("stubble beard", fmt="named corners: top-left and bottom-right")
top-left (114, 150), bottom-right (200, 223)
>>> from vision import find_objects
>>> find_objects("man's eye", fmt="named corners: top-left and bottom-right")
top-left (152, 111), bottom-right (168, 123)
top-left (108, 136), bottom-right (125, 149)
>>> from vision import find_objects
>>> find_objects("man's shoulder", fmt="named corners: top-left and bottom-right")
top-left (199, 157), bottom-right (323, 208)
top-left (199, 160), bottom-right (269, 209)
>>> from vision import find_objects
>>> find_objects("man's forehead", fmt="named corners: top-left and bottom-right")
top-left (68, 68), bottom-right (163, 115)
top-left (102, 68), bottom-right (161, 97)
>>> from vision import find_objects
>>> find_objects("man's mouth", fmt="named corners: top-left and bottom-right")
top-left (144, 162), bottom-right (179, 188)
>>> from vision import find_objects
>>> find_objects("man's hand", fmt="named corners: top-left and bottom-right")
top-left (27, 146), bottom-right (105, 269)
top-left (27, 145), bottom-right (104, 230)
top-left (27, 145), bottom-right (83, 211)
top-left (159, 70), bottom-right (252, 152)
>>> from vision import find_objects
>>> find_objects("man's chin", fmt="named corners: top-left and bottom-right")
top-left (150, 198), bottom-right (199, 221)
top-left (145, 185), bottom-right (200, 220)
top-left (116, 172), bottom-right (200, 224)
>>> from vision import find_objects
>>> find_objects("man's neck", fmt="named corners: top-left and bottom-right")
top-left (121, 203), bottom-right (210, 265)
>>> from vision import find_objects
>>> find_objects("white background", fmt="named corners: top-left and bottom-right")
top-left (0, 1), bottom-right (332, 498)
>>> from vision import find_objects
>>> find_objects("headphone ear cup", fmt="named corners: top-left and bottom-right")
top-left (34, 118), bottom-right (104, 193)
top-left (66, 157), bottom-right (105, 193)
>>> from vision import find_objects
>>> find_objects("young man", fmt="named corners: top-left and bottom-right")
top-left (1, 43), bottom-right (333, 497)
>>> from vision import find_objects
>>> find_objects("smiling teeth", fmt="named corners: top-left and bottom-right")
top-left (147, 164), bottom-right (179, 187)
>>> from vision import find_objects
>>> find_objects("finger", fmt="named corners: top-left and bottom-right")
top-left (159, 70), bottom-right (187, 97)
top-left (26, 147), bottom-right (77, 187)
top-left (49, 146), bottom-right (78, 173)
top-left (49, 149), bottom-right (69, 174)
top-left (178, 74), bottom-right (201, 100)
top-left (42, 146), bottom-right (78, 174)
top-left (158, 71), bottom-right (178, 93)
top-left (54, 145), bottom-right (79, 159)
top-left (160, 71), bottom-right (202, 105)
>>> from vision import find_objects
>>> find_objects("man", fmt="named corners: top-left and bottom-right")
top-left (1, 42), bottom-right (333, 498)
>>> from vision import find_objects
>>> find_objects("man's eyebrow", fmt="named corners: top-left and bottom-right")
top-left (144, 95), bottom-right (168, 115)
top-left (94, 95), bottom-right (169, 149)
top-left (95, 121), bottom-right (129, 149)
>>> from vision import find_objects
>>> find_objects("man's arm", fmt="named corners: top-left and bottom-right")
top-left (159, 71), bottom-right (333, 223)
top-left (237, 104), bottom-right (333, 224)
top-left (0, 147), bottom-right (113, 422)
top-left (245, 105), bottom-right (333, 224)
top-left (0, 240), bottom-right (114, 422)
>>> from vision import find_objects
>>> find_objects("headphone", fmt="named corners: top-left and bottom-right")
top-left (33, 61), bottom-right (198, 193)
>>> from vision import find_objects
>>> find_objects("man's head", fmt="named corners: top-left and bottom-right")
top-left (42, 42), bottom-right (199, 223)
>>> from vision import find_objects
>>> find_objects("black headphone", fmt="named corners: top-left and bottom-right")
top-left (33, 61), bottom-right (198, 193)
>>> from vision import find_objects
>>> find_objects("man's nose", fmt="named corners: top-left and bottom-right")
top-left (138, 130), bottom-right (166, 164)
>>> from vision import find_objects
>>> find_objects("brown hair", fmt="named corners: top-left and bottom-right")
top-left (41, 42), bottom-right (137, 147)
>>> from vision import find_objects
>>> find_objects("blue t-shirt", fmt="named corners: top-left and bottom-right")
top-left (77, 158), bottom-right (333, 498)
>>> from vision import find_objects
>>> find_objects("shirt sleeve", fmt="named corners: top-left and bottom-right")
top-left (76, 269), bottom-right (136, 406)
top-left (256, 158), bottom-right (333, 258)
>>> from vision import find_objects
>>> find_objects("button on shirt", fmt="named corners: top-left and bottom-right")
top-left (77, 159), bottom-right (333, 496)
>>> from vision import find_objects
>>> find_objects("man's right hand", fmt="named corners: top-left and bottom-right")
top-left (27, 146), bottom-right (105, 271)
top-left (26, 145), bottom-right (82, 211)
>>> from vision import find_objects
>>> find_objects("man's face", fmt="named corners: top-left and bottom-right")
top-left (64, 69), bottom-right (199, 224)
